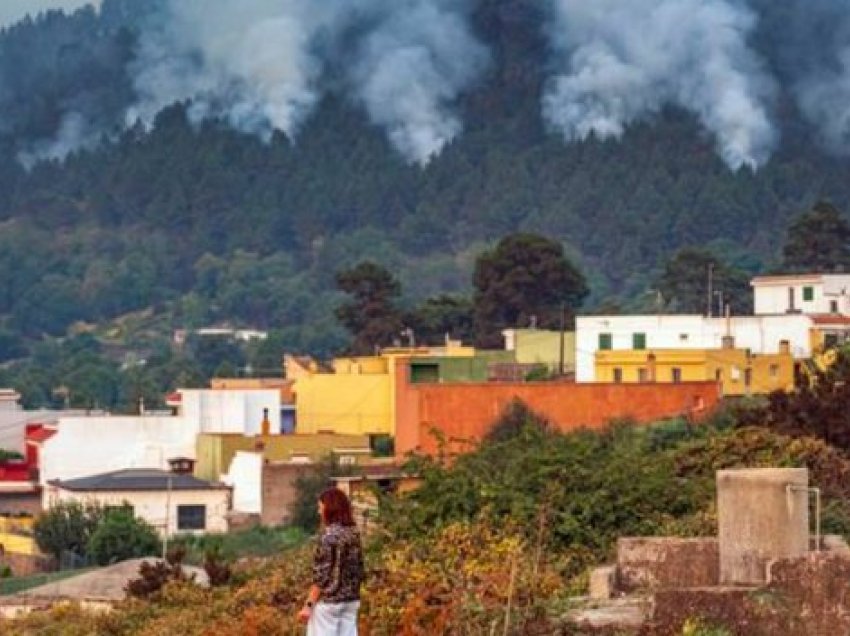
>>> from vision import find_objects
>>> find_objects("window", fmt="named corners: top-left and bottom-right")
top-left (715, 368), bottom-right (723, 381)
top-left (613, 368), bottom-right (623, 383)
top-left (637, 368), bottom-right (648, 382)
top-left (599, 333), bottom-right (613, 350)
top-left (730, 366), bottom-right (741, 381)
top-left (769, 364), bottom-right (779, 379)
top-left (788, 287), bottom-right (796, 312)
top-left (177, 505), bottom-right (206, 531)
top-left (803, 286), bottom-right (814, 302)
top-left (825, 333), bottom-right (839, 349)
top-left (671, 368), bottom-right (682, 383)
top-left (679, 333), bottom-right (689, 342)
top-left (632, 333), bottom-right (646, 350)
top-left (744, 368), bottom-right (752, 387)
top-left (831, 300), bottom-right (839, 314)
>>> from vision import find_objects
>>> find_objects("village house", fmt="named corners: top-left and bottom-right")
top-left (751, 272), bottom-right (850, 316)
top-left (44, 461), bottom-right (230, 537)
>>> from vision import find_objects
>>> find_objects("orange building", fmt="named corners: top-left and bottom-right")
top-left (393, 361), bottom-right (720, 457)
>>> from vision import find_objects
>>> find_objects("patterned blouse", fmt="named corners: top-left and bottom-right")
top-left (312, 523), bottom-right (365, 603)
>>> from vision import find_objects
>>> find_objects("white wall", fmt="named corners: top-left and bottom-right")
top-left (179, 389), bottom-right (281, 435)
top-left (40, 389), bottom-right (283, 486)
top-left (222, 451), bottom-right (262, 514)
top-left (44, 487), bottom-right (230, 537)
top-left (575, 314), bottom-right (813, 382)
top-left (753, 275), bottom-right (850, 315)
top-left (40, 416), bottom-right (197, 485)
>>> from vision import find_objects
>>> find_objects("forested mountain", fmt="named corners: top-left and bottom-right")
top-left (0, 0), bottom-right (850, 406)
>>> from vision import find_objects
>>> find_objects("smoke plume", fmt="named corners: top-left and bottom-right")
top-left (542, 0), bottom-right (777, 170)
top-left (756, 0), bottom-right (850, 154)
top-left (127, 0), bottom-right (487, 164)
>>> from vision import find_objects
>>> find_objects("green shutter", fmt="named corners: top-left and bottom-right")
top-left (803, 286), bottom-right (814, 301)
top-left (632, 333), bottom-right (646, 350)
top-left (599, 333), bottom-right (612, 350)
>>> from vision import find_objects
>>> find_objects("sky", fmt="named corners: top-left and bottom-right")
top-left (0, 0), bottom-right (99, 28)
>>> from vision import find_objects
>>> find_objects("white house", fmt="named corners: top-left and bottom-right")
top-left (752, 273), bottom-right (850, 316)
top-left (575, 314), bottom-right (815, 382)
top-left (40, 389), bottom-right (281, 485)
top-left (44, 467), bottom-right (231, 536)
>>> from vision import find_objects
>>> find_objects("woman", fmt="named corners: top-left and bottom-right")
top-left (297, 487), bottom-right (365, 635)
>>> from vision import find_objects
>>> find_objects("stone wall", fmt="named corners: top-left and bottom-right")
top-left (617, 537), bottom-right (719, 591)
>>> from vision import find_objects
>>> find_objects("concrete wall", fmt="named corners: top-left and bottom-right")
top-left (717, 468), bottom-right (810, 585)
top-left (44, 486), bottom-right (230, 537)
top-left (260, 463), bottom-right (317, 526)
top-left (222, 451), bottom-right (262, 514)
top-left (576, 314), bottom-right (814, 381)
top-left (616, 537), bottom-right (719, 591)
top-left (394, 361), bottom-right (720, 456)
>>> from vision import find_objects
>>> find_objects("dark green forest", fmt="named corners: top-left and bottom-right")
top-left (0, 0), bottom-right (849, 411)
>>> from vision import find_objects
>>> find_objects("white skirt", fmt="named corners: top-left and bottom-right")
top-left (306, 600), bottom-right (360, 636)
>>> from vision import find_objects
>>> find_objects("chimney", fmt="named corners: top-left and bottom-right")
top-left (260, 407), bottom-right (271, 436)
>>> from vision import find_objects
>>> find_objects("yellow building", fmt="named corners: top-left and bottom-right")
top-left (0, 515), bottom-right (39, 556)
top-left (290, 343), bottom-right (479, 437)
top-left (595, 347), bottom-right (794, 396)
top-left (195, 432), bottom-right (373, 482)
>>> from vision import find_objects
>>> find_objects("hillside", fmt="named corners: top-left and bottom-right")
top-left (1, 0), bottom-right (850, 406)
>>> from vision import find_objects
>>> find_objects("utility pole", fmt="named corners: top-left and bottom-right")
top-left (558, 302), bottom-right (566, 376)
top-left (162, 472), bottom-right (172, 560)
top-left (706, 263), bottom-right (714, 317)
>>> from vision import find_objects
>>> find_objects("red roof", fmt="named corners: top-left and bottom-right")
top-left (26, 427), bottom-right (56, 444)
top-left (810, 314), bottom-right (850, 325)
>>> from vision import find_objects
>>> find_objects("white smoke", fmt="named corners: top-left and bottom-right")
top-left (346, 1), bottom-right (489, 165)
top-left (126, 0), bottom-right (487, 164)
top-left (17, 112), bottom-right (98, 168)
top-left (543, 0), bottom-right (777, 170)
top-left (127, 0), bottom-right (323, 141)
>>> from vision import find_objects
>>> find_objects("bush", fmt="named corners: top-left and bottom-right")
top-left (33, 501), bottom-right (104, 562)
top-left (87, 508), bottom-right (161, 566)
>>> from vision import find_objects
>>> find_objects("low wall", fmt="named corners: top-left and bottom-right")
top-left (648, 552), bottom-right (850, 635)
top-left (617, 537), bottom-right (719, 591)
top-left (395, 371), bottom-right (720, 457)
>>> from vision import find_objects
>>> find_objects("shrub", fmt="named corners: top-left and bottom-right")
top-left (87, 508), bottom-right (161, 566)
top-left (33, 501), bottom-right (104, 562)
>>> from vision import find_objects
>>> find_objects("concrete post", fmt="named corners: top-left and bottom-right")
top-left (717, 468), bottom-right (809, 585)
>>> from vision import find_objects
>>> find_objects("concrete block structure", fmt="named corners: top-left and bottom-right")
top-left (717, 467), bottom-right (810, 585)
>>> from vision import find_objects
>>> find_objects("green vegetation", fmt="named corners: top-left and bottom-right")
top-left (171, 525), bottom-right (307, 565)
top-left (87, 509), bottom-right (161, 566)
top-left (7, 408), bottom-right (850, 633)
top-left (33, 502), bottom-right (163, 567)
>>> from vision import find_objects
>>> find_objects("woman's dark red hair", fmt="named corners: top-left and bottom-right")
top-left (319, 487), bottom-right (355, 526)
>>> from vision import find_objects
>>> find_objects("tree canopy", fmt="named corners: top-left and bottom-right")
top-left (335, 261), bottom-right (405, 355)
top-left (472, 233), bottom-right (588, 347)
top-left (782, 201), bottom-right (850, 273)
top-left (656, 247), bottom-right (752, 315)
